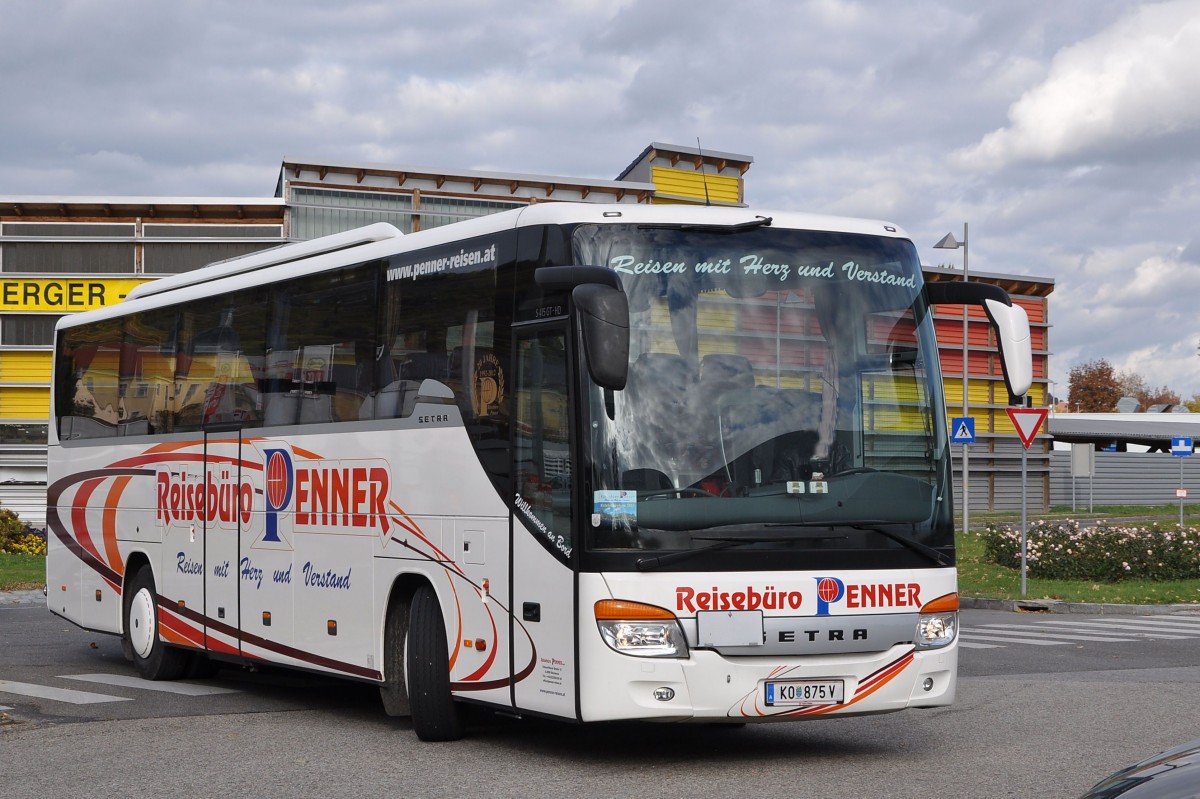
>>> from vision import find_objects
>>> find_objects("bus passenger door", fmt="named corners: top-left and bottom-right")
top-left (510, 327), bottom-right (578, 720)
top-left (203, 428), bottom-right (244, 656)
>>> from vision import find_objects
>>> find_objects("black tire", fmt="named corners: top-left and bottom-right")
top-left (406, 584), bottom-right (465, 741)
top-left (379, 593), bottom-right (412, 717)
top-left (123, 565), bottom-right (190, 681)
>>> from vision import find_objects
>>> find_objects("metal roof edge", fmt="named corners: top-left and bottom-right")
top-left (279, 157), bottom-right (656, 192)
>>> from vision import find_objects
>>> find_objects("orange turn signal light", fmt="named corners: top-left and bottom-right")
top-left (594, 599), bottom-right (676, 621)
top-left (920, 592), bottom-right (959, 614)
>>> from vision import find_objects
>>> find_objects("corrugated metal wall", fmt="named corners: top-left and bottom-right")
top-left (1049, 451), bottom-right (1200, 509)
top-left (952, 438), bottom-right (1051, 512)
top-left (142, 241), bottom-right (278, 273)
top-left (3, 242), bottom-right (136, 273)
top-left (0, 484), bottom-right (46, 528)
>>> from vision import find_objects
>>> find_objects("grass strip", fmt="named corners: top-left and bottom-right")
top-left (0, 554), bottom-right (46, 591)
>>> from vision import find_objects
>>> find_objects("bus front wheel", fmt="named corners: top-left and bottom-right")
top-left (406, 585), bottom-right (465, 741)
top-left (379, 593), bottom-right (412, 717)
top-left (123, 565), bottom-right (190, 681)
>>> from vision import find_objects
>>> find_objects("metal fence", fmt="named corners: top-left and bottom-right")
top-left (1049, 450), bottom-right (1200, 510)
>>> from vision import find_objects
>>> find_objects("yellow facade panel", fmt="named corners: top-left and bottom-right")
top-left (942, 379), bottom-right (1002, 409)
top-left (0, 387), bottom-right (50, 418)
top-left (870, 408), bottom-right (925, 432)
top-left (696, 304), bottom-right (737, 331)
top-left (0, 351), bottom-right (53, 383)
top-left (1, 277), bottom-right (149, 313)
top-left (650, 167), bottom-right (740, 204)
top-left (866, 376), bottom-right (922, 404)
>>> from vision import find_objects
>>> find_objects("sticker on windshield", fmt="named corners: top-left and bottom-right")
top-left (594, 490), bottom-right (637, 524)
top-left (608, 253), bottom-right (917, 289)
top-left (809, 481), bottom-right (829, 494)
top-left (787, 481), bottom-right (805, 494)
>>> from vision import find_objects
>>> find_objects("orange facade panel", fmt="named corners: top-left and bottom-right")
top-left (1013, 297), bottom-right (1046, 324)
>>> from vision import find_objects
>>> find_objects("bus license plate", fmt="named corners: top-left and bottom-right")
top-left (765, 679), bottom-right (844, 707)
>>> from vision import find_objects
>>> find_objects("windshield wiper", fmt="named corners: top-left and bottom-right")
top-left (761, 521), bottom-right (952, 567)
top-left (850, 523), bottom-right (952, 567)
top-left (636, 487), bottom-right (719, 500)
top-left (635, 531), bottom-right (841, 572)
top-left (637, 216), bottom-right (773, 235)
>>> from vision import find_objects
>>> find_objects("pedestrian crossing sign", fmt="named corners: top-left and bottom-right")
top-left (951, 416), bottom-right (975, 444)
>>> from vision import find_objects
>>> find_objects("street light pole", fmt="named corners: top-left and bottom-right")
top-left (935, 224), bottom-right (969, 539)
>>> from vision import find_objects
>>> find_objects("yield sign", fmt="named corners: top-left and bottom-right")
top-left (1007, 407), bottom-right (1049, 449)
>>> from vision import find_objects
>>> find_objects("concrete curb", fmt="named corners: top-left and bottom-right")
top-left (961, 596), bottom-right (1200, 616)
top-left (0, 589), bottom-right (45, 607)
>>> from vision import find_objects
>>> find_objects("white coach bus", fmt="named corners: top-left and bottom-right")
top-left (46, 203), bottom-right (1031, 740)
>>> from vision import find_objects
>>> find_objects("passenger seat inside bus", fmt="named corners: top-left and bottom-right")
top-left (619, 352), bottom-right (697, 477)
top-left (720, 386), bottom-right (822, 487)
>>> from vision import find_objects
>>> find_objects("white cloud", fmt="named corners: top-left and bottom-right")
top-left (1051, 244), bottom-right (1200, 395)
top-left (6, 0), bottom-right (1200, 400)
top-left (955, 0), bottom-right (1200, 170)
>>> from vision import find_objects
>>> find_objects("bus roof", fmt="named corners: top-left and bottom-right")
top-left (123, 222), bottom-right (404, 302)
top-left (58, 203), bottom-right (911, 331)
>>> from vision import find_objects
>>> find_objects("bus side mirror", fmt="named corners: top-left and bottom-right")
top-left (984, 299), bottom-right (1032, 403)
top-left (573, 283), bottom-right (629, 391)
top-left (926, 281), bottom-right (1032, 403)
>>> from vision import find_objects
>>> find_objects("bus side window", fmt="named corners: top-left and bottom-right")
top-left (56, 318), bottom-right (123, 440)
top-left (121, 308), bottom-right (178, 436)
top-left (265, 266), bottom-right (378, 426)
top-left (513, 331), bottom-right (572, 557)
top-left (174, 292), bottom-right (267, 432)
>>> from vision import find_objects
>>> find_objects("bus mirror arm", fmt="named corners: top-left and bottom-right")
top-left (925, 281), bottom-right (1033, 404)
top-left (535, 265), bottom-right (622, 291)
top-left (572, 283), bottom-right (630, 392)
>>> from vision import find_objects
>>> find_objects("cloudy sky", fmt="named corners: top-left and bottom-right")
top-left (3, 0), bottom-right (1200, 401)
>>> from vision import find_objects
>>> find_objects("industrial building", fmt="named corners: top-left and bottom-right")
top-left (0, 142), bottom-right (1052, 522)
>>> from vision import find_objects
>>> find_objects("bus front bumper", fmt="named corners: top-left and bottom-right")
top-left (578, 641), bottom-right (957, 723)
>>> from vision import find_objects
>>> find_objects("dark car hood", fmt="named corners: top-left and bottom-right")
top-left (1081, 739), bottom-right (1200, 798)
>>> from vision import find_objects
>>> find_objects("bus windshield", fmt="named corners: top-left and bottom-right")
top-left (574, 223), bottom-right (953, 566)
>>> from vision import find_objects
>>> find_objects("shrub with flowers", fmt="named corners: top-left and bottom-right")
top-left (980, 519), bottom-right (1200, 582)
top-left (0, 507), bottom-right (46, 556)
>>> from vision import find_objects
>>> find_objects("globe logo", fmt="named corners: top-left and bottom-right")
top-left (262, 448), bottom-right (294, 543)
top-left (815, 576), bottom-right (845, 615)
top-left (266, 451), bottom-right (291, 509)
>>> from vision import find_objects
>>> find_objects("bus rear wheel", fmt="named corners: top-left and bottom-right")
top-left (406, 585), bottom-right (465, 741)
top-left (123, 565), bottom-right (190, 681)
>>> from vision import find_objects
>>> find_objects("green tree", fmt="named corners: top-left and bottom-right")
top-left (1067, 358), bottom-right (1122, 412)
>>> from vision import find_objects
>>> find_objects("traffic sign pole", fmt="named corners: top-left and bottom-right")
top-left (951, 417), bottom-right (976, 540)
top-left (1006, 406), bottom-right (1047, 598)
top-left (1021, 443), bottom-right (1027, 596)
top-left (1172, 436), bottom-right (1193, 528)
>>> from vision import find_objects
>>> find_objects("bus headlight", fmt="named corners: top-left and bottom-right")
top-left (915, 592), bottom-right (958, 650)
top-left (595, 600), bottom-right (689, 658)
